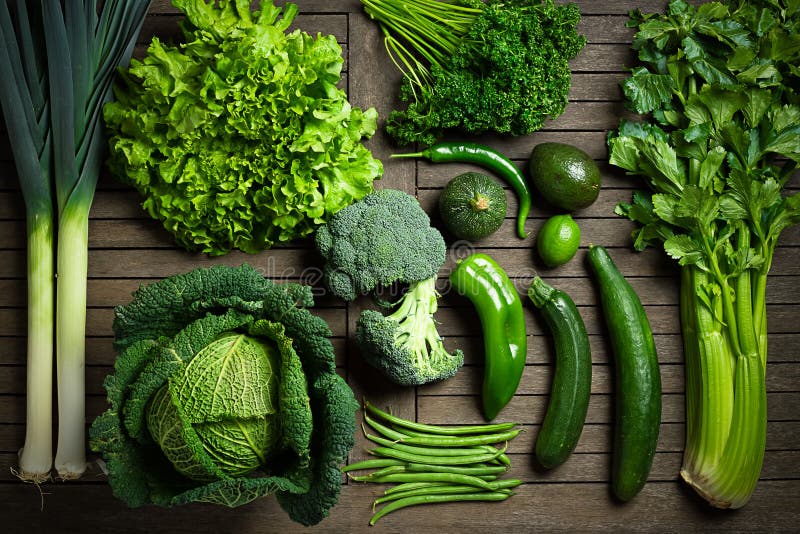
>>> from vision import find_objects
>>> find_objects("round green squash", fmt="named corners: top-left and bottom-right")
top-left (439, 172), bottom-right (507, 241)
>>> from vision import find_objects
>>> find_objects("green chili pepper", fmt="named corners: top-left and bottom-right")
top-left (449, 253), bottom-right (527, 420)
top-left (393, 142), bottom-right (531, 239)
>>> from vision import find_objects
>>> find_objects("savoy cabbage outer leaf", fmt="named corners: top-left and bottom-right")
top-left (89, 265), bottom-right (357, 526)
top-left (104, 0), bottom-right (382, 256)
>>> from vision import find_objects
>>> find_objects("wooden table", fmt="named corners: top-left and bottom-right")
top-left (1, 1), bottom-right (798, 531)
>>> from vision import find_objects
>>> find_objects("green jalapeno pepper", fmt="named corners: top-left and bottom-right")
top-left (393, 142), bottom-right (531, 239)
top-left (449, 253), bottom-right (527, 421)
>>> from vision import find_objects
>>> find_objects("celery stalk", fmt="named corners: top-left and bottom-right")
top-left (679, 267), bottom-right (734, 485)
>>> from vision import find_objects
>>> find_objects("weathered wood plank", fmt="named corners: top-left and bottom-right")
top-left (4, 215), bottom-right (797, 251)
top-left (429, 304), bottom-right (800, 337)
top-left (0, 389), bottom-right (796, 429)
top-left (0, 247), bottom-right (322, 278)
top-left (0, 481), bottom-right (796, 533)
top-left (571, 43), bottom-right (635, 72)
top-left (1, 2), bottom-right (798, 531)
top-left (446, 331), bottom-right (800, 366)
top-left (0, 449), bottom-right (796, 484)
top-left (0, 347), bottom-right (359, 394)
top-left (0, 277), bottom-right (340, 308)
top-left (417, 362), bottom-right (800, 397)
top-left (417, 392), bottom-right (800, 426)
top-left (4, 210), bottom-right (800, 255)
top-left (0, 166), bottom-right (635, 223)
top-left (2, 325), bottom-right (798, 368)
top-left (345, 8), bottom-right (417, 466)
top-left (1, 418), bottom-right (797, 457)
top-left (142, 1), bottom-right (697, 20)
top-left (3, 244), bottom-right (800, 281)
top-left (416, 159), bottom-right (629, 188)
top-left (0, 306), bottom-right (347, 337)
top-left (577, 15), bottom-right (635, 44)
top-left (7, 358), bottom-right (798, 397)
top-left (0, 334), bottom-right (347, 367)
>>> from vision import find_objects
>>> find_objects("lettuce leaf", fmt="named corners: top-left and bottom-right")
top-left (104, 0), bottom-right (382, 255)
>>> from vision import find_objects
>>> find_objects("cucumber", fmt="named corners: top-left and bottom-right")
top-left (587, 245), bottom-right (661, 502)
top-left (527, 277), bottom-right (591, 469)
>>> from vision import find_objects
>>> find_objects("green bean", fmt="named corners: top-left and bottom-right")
top-left (364, 413), bottom-right (414, 440)
top-left (374, 485), bottom-right (509, 505)
top-left (365, 401), bottom-right (518, 435)
top-left (389, 425), bottom-right (508, 455)
top-left (364, 429), bottom-right (505, 458)
top-left (394, 426), bottom-right (505, 451)
top-left (341, 458), bottom-right (404, 472)
top-left (358, 471), bottom-right (498, 483)
top-left (397, 429), bottom-right (521, 447)
top-left (490, 478), bottom-right (523, 490)
top-left (362, 472), bottom-right (500, 490)
top-left (369, 492), bottom-right (513, 525)
top-left (382, 480), bottom-right (522, 505)
top-left (348, 465), bottom-right (408, 481)
top-left (365, 423), bottom-right (510, 460)
top-left (404, 463), bottom-right (508, 476)
top-left (496, 452), bottom-right (512, 467)
top-left (384, 421), bottom-right (521, 447)
top-left (384, 482), bottom-right (448, 495)
top-left (369, 445), bottom-right (504, 466)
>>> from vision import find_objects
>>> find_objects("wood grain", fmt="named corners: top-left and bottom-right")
top-left (0, 1), bottom-right (798, 532)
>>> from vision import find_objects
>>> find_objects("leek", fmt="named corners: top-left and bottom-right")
top-left (608, 0), bottom-right (799, 508)
top-left (0, 0), bottom-right (151, 480)
top-left (44, 0), bottom-right (152, 479)
top-left (0, 0), bottom-right (54, 482)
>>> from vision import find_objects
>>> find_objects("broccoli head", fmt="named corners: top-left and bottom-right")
top-left (315, 189), bottom-right (446, 301)
top-left (356, 276), bottom-right (464, 385)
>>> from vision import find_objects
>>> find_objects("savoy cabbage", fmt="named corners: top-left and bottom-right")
top-left (89, 264), bottom-right (357, 525)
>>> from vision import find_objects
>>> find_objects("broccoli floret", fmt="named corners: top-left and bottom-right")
top-left (356, 276), bottom-right (463, 386)
top-left (315, 189), bottom-right (446, 301)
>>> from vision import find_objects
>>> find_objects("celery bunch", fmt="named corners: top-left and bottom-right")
top-left (609, 0), bottom-right (799, 508)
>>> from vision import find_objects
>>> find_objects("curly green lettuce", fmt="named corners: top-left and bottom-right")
top-left (89, 264), bottom-right (357, 526)
top-left (104, 0), bottom-right (383, 255)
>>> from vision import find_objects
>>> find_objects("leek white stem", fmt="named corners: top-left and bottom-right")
top-left (54, 205), bottom-right (88, 479)
top-left (18, 212), bottom-right (54, 482)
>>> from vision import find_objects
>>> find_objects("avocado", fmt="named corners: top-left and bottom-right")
top-left (528, 142), bottom-right (601, 211)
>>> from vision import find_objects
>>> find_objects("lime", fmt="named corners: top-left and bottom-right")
top-left (537, 214), bottom-right (581, 267)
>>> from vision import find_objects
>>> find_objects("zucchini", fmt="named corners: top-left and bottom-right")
top-left (438, 172), bottom-right (507, 240)
top-left (527, 277), bottom-right (591, 469)
top-left (587, 245), bottom-right (661, 502)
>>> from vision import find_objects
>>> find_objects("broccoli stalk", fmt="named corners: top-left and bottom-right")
top-left (357, 276), bottom-right (464, 386)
